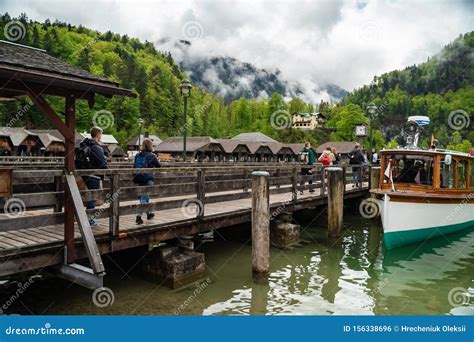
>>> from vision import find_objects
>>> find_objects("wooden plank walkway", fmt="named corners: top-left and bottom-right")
top-left (0, 183), bottom-right (368, 277)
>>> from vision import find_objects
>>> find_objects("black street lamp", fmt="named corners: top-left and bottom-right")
top-left (180, 80), bottom-right (192, 161)
top-left (137, 117), bottom-right (144, 150)
top-left (366, 103), bottom-right (378, 163)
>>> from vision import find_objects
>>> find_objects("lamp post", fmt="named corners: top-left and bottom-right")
top-left (180, 80), bottom-right (192, 161)
top-left (366, 103), bottom-right (378, 164)
top-left (137, 117), bottom-right (144, 150)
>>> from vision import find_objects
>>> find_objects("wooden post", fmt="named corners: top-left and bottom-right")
top-left (243, 169), bottom-right (249, 192)
top-left (327, 167), bottom-right (344, 238)
top-left (370, 167), bottom-right (381, 191)
top-left (291, 166), bottom-right (298, 201)
top-left (320, 166), bottom-right (326, 196)
top-left (197, 169), bottom-right (205, 217)
top-left (276, 168), bottom-right (281, 189)
top-left (54, 175), bottom-right (63, 212)
top-left (109, 173), bottom-right (120, 236)
top-left (64, 94), bottom-right (76, 264)
top-left (251, 171), bottom-right (270, 276)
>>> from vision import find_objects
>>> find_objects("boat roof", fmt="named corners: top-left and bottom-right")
top-left (381, 148), bottom-right (473, 159)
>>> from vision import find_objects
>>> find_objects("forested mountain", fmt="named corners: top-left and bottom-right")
top-left (342, 32), bottom-right (473, 151)
top-left (0, 13), bottom-right (472, 152)
top-left (179, 53), bottom-right (348, 103)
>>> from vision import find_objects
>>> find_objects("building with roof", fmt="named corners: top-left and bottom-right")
top-left (127, 134), bottom-right (162, 152)
top-left (232, 132), bottom-right (279, 143)
top-left (0, 127), bottom-right (44, 156)
top-left (292, 112), bottom-right (326, 130)
top-left (216, 139), bottom-right (252, 161)
top-left (156, 137), bottom-right (225, 161)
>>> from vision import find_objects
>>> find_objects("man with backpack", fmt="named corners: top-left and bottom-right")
top-left (349, 143), bottom-right (365, 187)
top-left (133, 138), bottom-right (161, 225)
top-left (76, 126), bottom-right (108, 227)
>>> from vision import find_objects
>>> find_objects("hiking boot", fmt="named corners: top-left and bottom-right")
top-left (136, 216), bottom-right (144, 225)
top-left (309, 189), bottom-right (315, 193)
top-left (146, 212), bottom-right (155, 220)
top-left (299, 190), bottom-right (304, 195)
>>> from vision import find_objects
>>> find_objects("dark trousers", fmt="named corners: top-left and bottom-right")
top-left (300, 167), bottom-right (313, 190)
top-left (82, 176), bottom-right (100, 210)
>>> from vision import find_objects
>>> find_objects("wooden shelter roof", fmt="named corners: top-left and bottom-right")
top-left (0, 40), bottom-right (134, 100)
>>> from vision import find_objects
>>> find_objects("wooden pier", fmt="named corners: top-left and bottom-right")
top-left (0, 163), bottom-right (369, 287)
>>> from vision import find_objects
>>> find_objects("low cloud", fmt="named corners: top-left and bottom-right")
top-left (4, 0), bottom-right (473, 97)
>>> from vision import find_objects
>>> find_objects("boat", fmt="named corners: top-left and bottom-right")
top-left (370, 116), bottom-right (474, 249)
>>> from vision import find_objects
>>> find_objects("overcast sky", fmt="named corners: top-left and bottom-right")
top-left (2, 0), bottom-right (473, 93)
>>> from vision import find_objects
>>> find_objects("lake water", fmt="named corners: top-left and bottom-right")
top-left (2, 210), bottom-right (474, 316)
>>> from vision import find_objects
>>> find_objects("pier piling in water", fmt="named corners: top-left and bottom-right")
top-left (251, 171), bottom-right (270, 277)
top-left (370, 167), bottom-right (381, 191)
top-left (327, 167), bottom-right (344, 238)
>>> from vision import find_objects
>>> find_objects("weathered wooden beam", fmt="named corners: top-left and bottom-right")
top-left (251, 171), bottom-right (270, 277)
top-left (109, 174), bottom-right (120, 236)
top-left (196, 170), bottom-right (205, 217)
top-left (64, 174), bottom-right (105, 274)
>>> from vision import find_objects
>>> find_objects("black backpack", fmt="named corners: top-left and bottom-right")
top-left (349, 150), bottom-right (360, 165)
top-left (75, 142), bottom-right (92, 169)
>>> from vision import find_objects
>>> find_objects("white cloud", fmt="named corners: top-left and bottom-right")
top-left (3, 0), bottom-right (473, 95)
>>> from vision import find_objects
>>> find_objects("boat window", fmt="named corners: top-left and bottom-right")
top-left (441, 157), bottom-right (454, 189)
top-left (384, 154), bottom-right (434, 186)
top-left (457, 159), bottom-right (468, 189)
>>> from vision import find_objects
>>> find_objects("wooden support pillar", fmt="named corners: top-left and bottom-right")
top-left (291, 166), bottom-right (298, 201)
top-left (197, 169), bottom-right (205, 217)
top-left (64, 93), bottom-right (76, 264)
top-left (243, 169), bottom-right (249, 192)
top-left (370, 167), bottom-right (381, 191)
top-left (320, 166), bottom-right (326, 196)
top-left (109, 173), bottom-right (120, 236)
top-left (54, 175), bottom-right (63, 212)
top-left (251, 171), bottom-right (270, 277)
top-left (327, 167), bottom-right (344, 238)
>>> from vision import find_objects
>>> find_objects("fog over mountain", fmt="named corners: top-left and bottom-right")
top-left (175, 40), bottom-right (348, 103)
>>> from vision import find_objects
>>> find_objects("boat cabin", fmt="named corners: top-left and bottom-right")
top-left (379, 149), bottom-right (474, 193)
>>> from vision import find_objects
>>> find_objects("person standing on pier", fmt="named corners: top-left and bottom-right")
top-left (77, 126), bottom-right (108, 227)
top-left (299, 142), bottom-right (316, 194)
top-left (349, 143), bottom-right (365, 187)
top-left (133, 138), bottom-right (161, 225)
